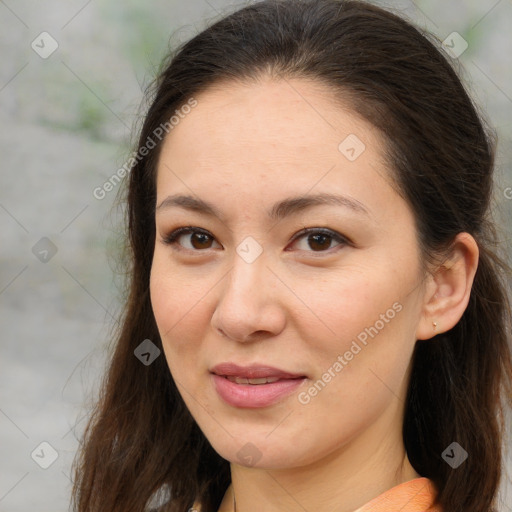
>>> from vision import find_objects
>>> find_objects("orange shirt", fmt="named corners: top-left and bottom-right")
top-left (193, 477), bottom-right (441, 511)
top-left (354, 477), bottom-right (441, 512)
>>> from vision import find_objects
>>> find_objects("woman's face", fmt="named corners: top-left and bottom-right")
top-left (150, 78), bottom-right (429, 470)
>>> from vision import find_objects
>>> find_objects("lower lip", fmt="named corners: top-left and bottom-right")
top-left (211, 374), bottom-right (306, 408)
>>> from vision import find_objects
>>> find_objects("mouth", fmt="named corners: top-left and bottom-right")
top-left (209, 362), bottom-right (307, 408)
top-left (222, 375), bottom-right (296, 385)
top-left (210, 362), bottom-right (306, 380)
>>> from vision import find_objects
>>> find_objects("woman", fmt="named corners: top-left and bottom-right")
top-left (71, 1), bottom-right (512, 511)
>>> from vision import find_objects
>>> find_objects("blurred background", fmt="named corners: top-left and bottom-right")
top-left (0, 0), bottom-right (511, 510)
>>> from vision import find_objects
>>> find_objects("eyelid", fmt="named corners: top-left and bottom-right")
top-left (290, 227), bottom-right (351, 247)
top-left (161, 226), bottom-right (219, 252)
top-left (161, 226), bottom-right (351, 253)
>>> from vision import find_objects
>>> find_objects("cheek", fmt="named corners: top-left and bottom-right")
top-left (293, 266), bottom-right (399, 343)
top-left (295, 264), bottom-right (418, 385)
top-left (149, 253), bottom-right (216, 369)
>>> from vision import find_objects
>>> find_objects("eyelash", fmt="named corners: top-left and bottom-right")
top-left (161, 226), bottom-right (351, 255)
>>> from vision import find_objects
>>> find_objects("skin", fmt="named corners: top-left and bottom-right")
top-left (149, 77), bottom-right (479, 512)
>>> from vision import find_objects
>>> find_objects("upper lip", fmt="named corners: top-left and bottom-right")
top-left (210, 362), bottom-right (305, 379)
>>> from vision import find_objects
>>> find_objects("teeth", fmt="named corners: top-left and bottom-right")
top-left (226, 376), bottom-right (281, 385)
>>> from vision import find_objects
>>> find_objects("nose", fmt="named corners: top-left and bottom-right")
top-left (210, 252), bottom-right (286, 343)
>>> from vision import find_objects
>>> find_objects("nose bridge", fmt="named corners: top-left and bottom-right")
top-left (212, 237), bottom-right (284, 340)
top-left (224, 238), bottom-right (268, 307)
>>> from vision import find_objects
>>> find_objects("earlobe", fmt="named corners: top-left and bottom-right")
top-left (416, 233), bottom-right (479, 340)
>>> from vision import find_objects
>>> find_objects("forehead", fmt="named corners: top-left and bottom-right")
top-left (159, 77), bottom-right (380, 164)
top-left (155, 77), bottom-right (399, 220)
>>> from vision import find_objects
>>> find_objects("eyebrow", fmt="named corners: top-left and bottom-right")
top-left (155, 192), bottom-right (370, 222)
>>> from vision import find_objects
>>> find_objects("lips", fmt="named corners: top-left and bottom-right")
top-left (210, 362), bottom-right (305, 380)
top-left (210, 364), bottom-right (308, 408)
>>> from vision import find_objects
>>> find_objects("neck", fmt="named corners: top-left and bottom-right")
top-left (218, 423), bottom-right (420, 512)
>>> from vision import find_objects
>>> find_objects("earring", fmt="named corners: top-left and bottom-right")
top-left (432, 321), bottom-right (438, 330)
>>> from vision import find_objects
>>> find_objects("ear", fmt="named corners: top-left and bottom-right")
top-left (416, 232), bottom-right (479, 340)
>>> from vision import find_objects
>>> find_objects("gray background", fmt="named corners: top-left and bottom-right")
top-left (1, 0), bottom-right (511, 511)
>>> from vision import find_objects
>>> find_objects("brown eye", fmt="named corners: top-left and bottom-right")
top-left (291, 228), bottom-right (349, 253)
top-left (162, 227), bottom-right (221, 251)
top-left (188, 232), bottom-right (213, 249)
top-left (306, 233), bottom-right (332, 251)
top-left (163, 226), bottom-right (349, 255)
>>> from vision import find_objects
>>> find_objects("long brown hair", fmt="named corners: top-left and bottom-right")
top-left (72, 1), bottom-right (512, 511)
